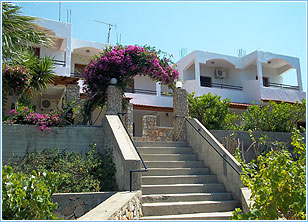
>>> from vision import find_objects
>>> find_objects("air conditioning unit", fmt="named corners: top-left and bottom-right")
top-left (41, 99), bottom-right (57, 110)
top-left (215, 69), bottom-right (226, 79)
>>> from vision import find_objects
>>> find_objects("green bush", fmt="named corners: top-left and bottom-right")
top-left (2, 165), bottom-right (64, 220)
top-left (9, 144), bottom-right (117, 192)
top-left (238, 99), bottom-right (306, 132)
top-left (188, 92), bottom-right (237, 130)
top-left (231, 129), bottom-right (306, 220)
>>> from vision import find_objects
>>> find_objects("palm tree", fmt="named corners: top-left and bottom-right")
top-left (2, 2), bottom-right (56, 110)
top-left (2, 2), bottom-right (54, 60)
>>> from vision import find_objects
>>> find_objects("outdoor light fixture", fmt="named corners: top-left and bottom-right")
top-left (110, 78), bottom-right (117, 85)
top-left (211, 61), bottom-right (215, 64)
top-left (176, 81), bottom-right (183, 88)
top-left (268, 61), bottom-right (271, 64)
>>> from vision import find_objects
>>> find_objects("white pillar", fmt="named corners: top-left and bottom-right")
top-left (156, 82), bottom-right (161, 96)
top-left (256, 60), bottom-right (263, 87)
top-left (195, 58), bottom-right (201, 96)
top-left (295, 67), bottom-right (303, 91)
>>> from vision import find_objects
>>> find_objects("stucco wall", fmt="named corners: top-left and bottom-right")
top-left (2, 125), bottom-right (103, 162)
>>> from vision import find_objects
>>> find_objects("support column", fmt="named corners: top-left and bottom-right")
top-left (296, 67), bottom-right (303, 91)
top-left (106, 85), bottom-right (122, 115)
top-left (173, 88), bottom-right (188, 141)
top-left (124, 103), bottom-right (134, 136)
top-left (65, 84), bottom-right (80, 104)
top-left (156, 82), bottom-right (161, 97)
top-left (256, 60), bottom-right (263, 87)
top-left (195, 58), bottom-right (201, 95)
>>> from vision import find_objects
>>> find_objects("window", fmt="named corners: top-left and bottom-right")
top-left (31, 47), bottom-right (40, 57)
top-left (74, 64), bottom-right (86, 76)
top-left (200, 76), bottom-right (212, 87)
top-left (256, 76), bottom-right (269, 87)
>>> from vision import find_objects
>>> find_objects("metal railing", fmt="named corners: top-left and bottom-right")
top-left (267, 82), bottom-right (299, 90)
top-left (53, 59), bottom-right (66, 66)
top-left (185, 118), bottom-right (241, 175)
top-left (70, 72), bottom-right (83, 78)
top-left (117, 113), bottom-right (148, 192)
top-left (125, 88), bottom-right (157, 95)
top-left (201, 82), bottom-right (243, 90)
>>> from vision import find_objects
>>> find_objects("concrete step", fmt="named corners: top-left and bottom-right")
top-left (142, 154), bottom-right (198, 161)
top-left (142, 183), bottom-right (225, 195)
top-left (142, 192), bottom-right (233, 203)
top-left (142, 175), bottom-right (217, 185)
top-left (142, 168), bottom-right (210, 176)
top-left (138, 147), bottom-right (193, 154)
top-left (145, 161), bottom-right (204, 168)
top-left (142, 200), bottom-right (240, 216)
top-left (135, 141), bottom-right (188, 147)
top-left (141, 211), bottom-right (234, 220)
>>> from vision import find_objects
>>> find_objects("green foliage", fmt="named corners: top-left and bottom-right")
top-left (238, 100), bottom-right (306, 132)
top-left (188, 92), bottom-right (236, 130)
top-left (9, 144), bottom-right (117, 192)
top-left (231, 129), bottom-right (306, 220)
top-left (2, 165), bottom-right (64, 220)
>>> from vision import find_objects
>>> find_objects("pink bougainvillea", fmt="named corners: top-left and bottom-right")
top-left (83, 45), bottom-right (179, 106)
top-left (5, 108), bottom-right (72, 132)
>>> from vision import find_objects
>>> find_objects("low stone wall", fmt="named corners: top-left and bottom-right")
top-left (51, 192), bottom-right (115, 220)
top-left (78, 191), bottom-right (142, 220)
top-left (140, 115), bottom-right (173, 141)
top-left (210, 130), bottom-right (306, 162)
top-left (2, 125), bottom-right (103, 162)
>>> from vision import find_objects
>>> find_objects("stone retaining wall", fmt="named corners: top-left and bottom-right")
top-left (51, 192), bottom-right (115, 220)
top-left (2, 125), bottom-right (103, 162)
top-left (140, 115), bottom-right (173, 141)
top-left (78, 191), bottom-right (142, 220)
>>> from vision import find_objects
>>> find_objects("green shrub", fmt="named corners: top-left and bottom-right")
top-left (231, 129), bottom-right (306, 220)
top-left (2, 165), bottom-right (64, 220)
top-left (9, 144), bottom-right (117, 192)
top-left (188, 92), bottom-right (237, 130)
top-left (238, 99), bottom-right (306, 132)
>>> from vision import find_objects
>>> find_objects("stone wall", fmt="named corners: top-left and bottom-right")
top-left (78, 191), bottom-right (142, 220)
top-left (210, 130), bottom-right (306, 162)
top-left (109, 191), bottom-right (142, 220)
top-left (124, 103), bottom-right (134, 136)
top-left (2, 125), bottom-right (103, 162)
top-left (51, 192), bottom-right (115, 220)
top-left (139, 115), bottom-right (173, 141)
top-left (65, 84), bottom-right (80, 103)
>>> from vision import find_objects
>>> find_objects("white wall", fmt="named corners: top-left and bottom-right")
top-left (242, 80), bottom-right (261, 104)
top-left (134, 76), bottom-right (156, 91)
top-left (183, 63), bottom-right (196, 81)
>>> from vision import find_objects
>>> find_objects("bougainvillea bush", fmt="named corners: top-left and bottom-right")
top-left (83, 45), bottom-right (179, 107)
top-left (3, 107), bottom-right (72, 132)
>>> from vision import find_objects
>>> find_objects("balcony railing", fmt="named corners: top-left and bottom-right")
top-left (200, 82), bottom-right (243, 90)
top-left (267, 82), bottom-right (299, 90)
top-left (70, 72), bottom-right (83, 78)
top-left (125, 88), bottom-right (157, 95)
top-left (52, 59), bottom-right (66, 66)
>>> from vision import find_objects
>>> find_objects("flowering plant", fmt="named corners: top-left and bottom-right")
top-left (2, 63), bottom-right (30, 101)
top-left (83, 45), bottom-right (179, 107)
top-left (4, 107), bottom-right (72, 132)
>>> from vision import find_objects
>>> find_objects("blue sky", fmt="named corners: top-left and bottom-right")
top-left (16, 1), bottom-right (307, 91)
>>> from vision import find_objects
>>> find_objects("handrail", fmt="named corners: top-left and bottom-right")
top-left (117, 113), bottom-right (148, 192)
top-left (185, 118), bottom-right (241, 175)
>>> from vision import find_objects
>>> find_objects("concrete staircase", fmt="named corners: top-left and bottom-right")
top-left (135, 141), bottom-right (240, 220)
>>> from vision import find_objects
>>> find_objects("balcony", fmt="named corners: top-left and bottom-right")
top-left (124, 88), bottom-right (173, 108)
top-left (200, 82), bottom-right (243, 90)
top-left (267, 82), bottom-right (299, 90)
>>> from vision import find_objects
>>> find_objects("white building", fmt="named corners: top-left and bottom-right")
top-left (4, 17), bottom-right (305, 136)
top-left (176, 50), bottom-right (305, 105)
